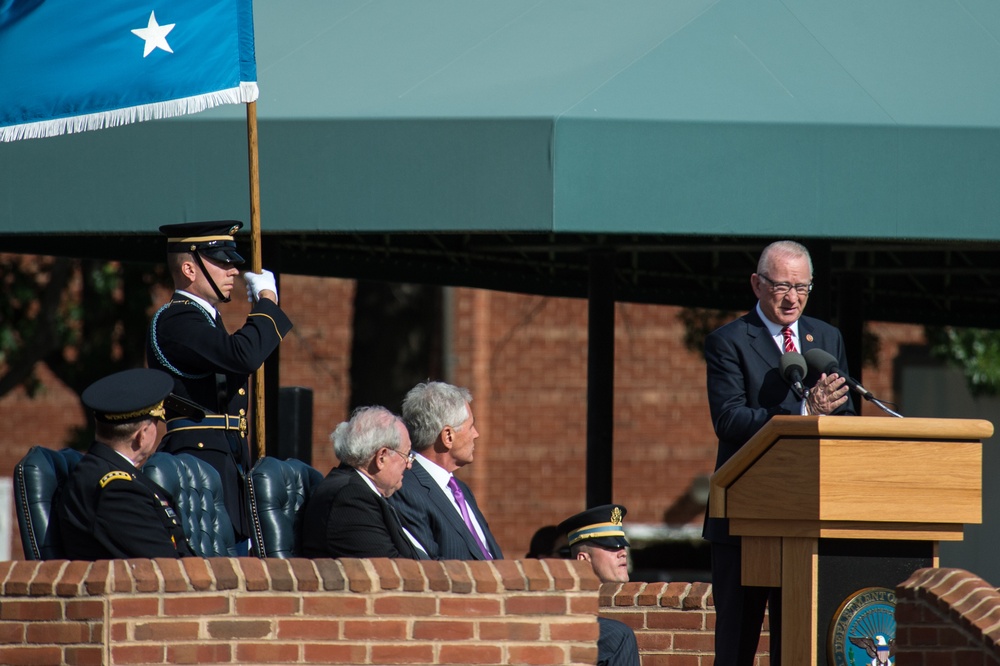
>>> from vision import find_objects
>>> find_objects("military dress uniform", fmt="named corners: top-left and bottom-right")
top-left (146, 221), bottom-right (293, 543)
top-left (55, 368), bottom-right (195, 560)
top-left (58, 442), bottom-right (194, 560)
top-left (558, 505), bottom-right (641, 666)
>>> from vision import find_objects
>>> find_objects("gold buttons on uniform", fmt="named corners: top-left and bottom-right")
top-left (197, 442), bottom-right (205, 448)
top-left (238, 408), bottom-right (246, 416)
top-left (239, 388), bottom-right (246, 396)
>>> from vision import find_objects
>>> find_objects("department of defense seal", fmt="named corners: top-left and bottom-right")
top-left (828, 586), bottom-right (896, 666)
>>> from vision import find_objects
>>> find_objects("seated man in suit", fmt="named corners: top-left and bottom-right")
top-left (558, 505), bottom-right (640, 666)
top-left (301, 406), bottom-right (426, 559)
top-left (55, 368), bottom-right (195, 560)
top-left (389, 381), bottom-right (503, 560)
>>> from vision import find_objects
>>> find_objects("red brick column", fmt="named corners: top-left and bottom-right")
top-left (896, 567), bottom-right (1000, 665)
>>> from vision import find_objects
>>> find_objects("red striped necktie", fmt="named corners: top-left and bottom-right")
top-left (782, 326), bottom-right (797, 353)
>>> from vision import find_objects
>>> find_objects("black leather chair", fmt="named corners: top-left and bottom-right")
top-left (247, 457), bottom-right (323, 558)
top-left (14, 446), bottom-right (84, 560)
top-left (142, 452), bottom-right (237, 557)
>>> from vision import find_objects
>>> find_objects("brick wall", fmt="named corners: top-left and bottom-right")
top-left (7, 560), bottom-right (1000, 665)
top-left (454, 295), bottom-right (722, 555)
top-left (0, 557), bottom-right (780, 666)
top-left (605, 581), bottom-right (728, 666)
top-left (0, 557), bottom-right (608, 666)
top-left (896, 568), bottom-right (1000, 665)
top-left (603, 581), bottom-right (776, 666)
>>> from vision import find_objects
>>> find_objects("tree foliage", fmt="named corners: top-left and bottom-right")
top-left (926, 326), bottom-right (1000, 397)
top-left (0, 255), bottom-right (75, 398)
top-left (0, 254), bottom-right (167, 447)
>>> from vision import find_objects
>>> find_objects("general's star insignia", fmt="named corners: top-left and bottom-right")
top-left (132, 11), bottom-right (175, 58)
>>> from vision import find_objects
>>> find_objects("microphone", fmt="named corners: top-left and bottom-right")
top-left (779, 351), bottom-right (808, 400)
top-left (802, 348), bottom-right (874, 401)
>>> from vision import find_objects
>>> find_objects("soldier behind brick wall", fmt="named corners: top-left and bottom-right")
top-left (558, 504), bottom-right (640, 666)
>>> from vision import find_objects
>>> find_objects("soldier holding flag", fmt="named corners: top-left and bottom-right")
top-left (146, 220), bottom-right (292, 552)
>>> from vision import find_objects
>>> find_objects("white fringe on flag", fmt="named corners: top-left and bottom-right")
top-left (0, 81), bottom-right (258, 143)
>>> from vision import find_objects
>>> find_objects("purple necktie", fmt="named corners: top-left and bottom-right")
top-left (448, 476), bottom-right (493, 560)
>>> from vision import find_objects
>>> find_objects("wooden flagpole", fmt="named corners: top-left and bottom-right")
top-left (247, 100), bottom-right (266, 461)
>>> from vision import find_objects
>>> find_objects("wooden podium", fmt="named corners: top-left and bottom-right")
top-left (709, 415), bottom-right (993, 664)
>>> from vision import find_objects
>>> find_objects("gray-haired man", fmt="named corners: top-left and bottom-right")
top-left (389, 381), bottom-right (503, 561)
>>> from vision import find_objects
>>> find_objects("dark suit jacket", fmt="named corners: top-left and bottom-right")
top-left (704, 309), bottom-right (855, 543)
top-left (597, 617), bottom-right (640, 666)
top-left (147, 292), bottom-right (293, 538)
top-left (389, 461), bottom-right (503, 560)
top-left (55, 442), bottom-right (194, 560)
top-left (301, 464), bottom-right (422, 559)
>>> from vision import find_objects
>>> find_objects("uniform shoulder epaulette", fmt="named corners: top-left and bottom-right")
top-left (99, 471), bottom-right (133, 488)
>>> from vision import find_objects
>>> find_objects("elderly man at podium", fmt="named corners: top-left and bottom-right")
top-left (704, 240), bottom-right (855, 666)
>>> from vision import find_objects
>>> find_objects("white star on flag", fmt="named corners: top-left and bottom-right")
top-left (131, 11), bottom-right (175, 58)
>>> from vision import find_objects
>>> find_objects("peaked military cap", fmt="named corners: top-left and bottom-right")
top-left (83, 369), bottom-right (206, 423)
top-left (82, 369), bottom-right (175, 423)
top-left (557, 504), bottom-right (630, 549)
top-left (159, 220), bottom-right (245, 264)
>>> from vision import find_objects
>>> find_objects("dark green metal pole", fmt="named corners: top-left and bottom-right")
top-left (587, 251), bottom-right (615, 508)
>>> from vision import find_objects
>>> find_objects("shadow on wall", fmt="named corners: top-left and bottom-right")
top-left (628, 475), bottom-right (712, 583)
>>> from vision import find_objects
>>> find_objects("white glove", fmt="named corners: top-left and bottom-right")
top-left (244, 270), bottom-right (277, 303)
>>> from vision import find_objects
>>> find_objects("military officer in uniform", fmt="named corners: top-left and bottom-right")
top-left (146, 220), bottom-right (293, 551)
top-left (56, 368), bottom-right (196, 560)
top-left (558, 505), bottom-right (641, 666)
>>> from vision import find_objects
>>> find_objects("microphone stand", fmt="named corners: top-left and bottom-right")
top-left (858, 391), bottom-right (903, 418)
top-left (865, 394), bottom-right (904, 418)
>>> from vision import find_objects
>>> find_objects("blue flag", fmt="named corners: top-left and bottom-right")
top-left (0, 0), bottom-right (257, 141)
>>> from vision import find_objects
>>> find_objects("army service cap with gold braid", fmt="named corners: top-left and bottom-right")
top-left (82, 369), bottom-right (175, 423)
top-left (159, 220), bottom-right (245, 264)
top-left (557, 504), bottom-right (630, 549)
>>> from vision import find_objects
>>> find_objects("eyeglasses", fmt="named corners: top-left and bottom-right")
top-left (758, 274), bottom-right (813, 296)
top-left (387, 448), bottom-right (416, 464)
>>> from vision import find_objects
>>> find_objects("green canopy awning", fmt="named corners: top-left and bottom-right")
top-left (2, 0), bottom-right (999, 322)
top-left (4, 0), bottom-right (1000, 514)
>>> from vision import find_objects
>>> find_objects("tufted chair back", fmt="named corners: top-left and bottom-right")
top-left (142, 452), bottom-right (237, 557)
top-left (247, 457), bottom-right (323, 558)
top-left (14, 446), bottom-right (84, 560)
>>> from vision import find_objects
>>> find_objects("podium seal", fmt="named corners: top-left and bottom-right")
top-left (828, 586), bottom-right (896, 666)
